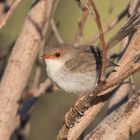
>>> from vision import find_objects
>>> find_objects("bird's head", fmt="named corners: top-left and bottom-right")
top-left (42, 43), bottom-right (75, 72)
top-left (42, 43), bottom-right (74, 61)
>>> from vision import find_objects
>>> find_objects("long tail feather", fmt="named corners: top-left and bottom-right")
top-left (107, 12), bottom-right (140, 48)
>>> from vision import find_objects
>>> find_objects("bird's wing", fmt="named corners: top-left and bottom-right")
top-left (65, 46), bottom-right (102, 73)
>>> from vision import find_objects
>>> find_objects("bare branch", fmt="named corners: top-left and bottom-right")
top-left (107, 37), bottom-right (130, 113)
top-left (0, 0), bottom-right (56, 139)
top-left (84, 89), bottom-right (140, 140)
top-left (73, 7), bottom-right (89, 45)
top-left (0, 0), bottom-right (23, 29)
top-left (107, 78), bottom-right (130, 114)
top-left (86, 6), bottom-right (128, 44)
top-left (107, 0), bottom-right (139, 114)
top-left (50, 19), bottom-right (64, 43)
top-left (23, 78), bottom-right (53, 99)
top-left (129, 0), bottom-right (140, 14)
top-left (84, 0), bottom-right (107, 82)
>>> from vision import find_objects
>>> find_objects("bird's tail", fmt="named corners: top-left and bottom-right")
top-left (107, 12), bottom-right (140, 48)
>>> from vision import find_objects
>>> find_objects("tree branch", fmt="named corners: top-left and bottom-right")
top-left (86, 6), bottom-right (128, 44)
top-left (107, 0), bottom-right (139, 115)
top-left (84, 89), bottom-right (140, 140)
top-left (73, 7), bottom-right (89, 45)
top-left (0, 0), bottom-right (23, 29)
top-left (84, 0), bottom-right (107, 82)
top-left (0, 0), bottom-right (56, 139)
top-left (50, 18), bottom-right (64, 43)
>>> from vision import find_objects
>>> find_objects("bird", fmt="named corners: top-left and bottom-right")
top-left (42, 12), bottom-right (140, 95)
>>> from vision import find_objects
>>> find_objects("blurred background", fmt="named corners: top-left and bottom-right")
top-left (0, 0), bottom-right (140, 140)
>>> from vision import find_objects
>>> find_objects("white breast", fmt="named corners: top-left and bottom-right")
top-left (45, 59), bottom-right (64, 76)
top-left (45, 59), bottom-right (97, 94)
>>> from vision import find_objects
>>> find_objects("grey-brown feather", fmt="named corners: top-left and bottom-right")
top-left (108, 12), bottom-right (140, 48)
top-left (65, 46), bottom-right (98, 73)
top-left (45, 44), bottom-right (100, 94)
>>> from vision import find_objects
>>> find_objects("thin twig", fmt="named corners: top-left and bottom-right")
top-left (86, 6), bottom-right (128, 44)
top-left (73, 7), bottom-right (89, 45)
top-left (83, 0), bottom-right (107, 82)
top-left (22, 78), bottom-right (53, 100)
top-left (0, 0), bottom-right (22, 29)
top-left (50, 19), bottom-right (64, 43)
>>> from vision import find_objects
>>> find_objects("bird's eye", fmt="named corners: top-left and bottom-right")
top-left (54, 52), bottom-right (61, 57)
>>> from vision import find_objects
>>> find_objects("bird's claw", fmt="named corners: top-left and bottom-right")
top-left (64, 102), bottom-right (91, 128)
top-left (84, 103), bottom-right (91, 109)
top-left (73, 106), bottom-right (85, 116)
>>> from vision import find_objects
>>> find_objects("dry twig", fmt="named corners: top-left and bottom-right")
top-left (84, 89), bottom-right (140, 140)
top-left (75, 0), bottom-right (107, 82)
top-left (73, 7), bottom-right (89, 45)
top-left (0, 0), bottom-right (23, 29)
top-left (129, 0), bottom-right (140, 14)
top-left (86, 6), bottom-right (128, 44)
top-left (50, 19), bottom-right (64, 43)
top-left (84, 0), bottom-right (107, 82)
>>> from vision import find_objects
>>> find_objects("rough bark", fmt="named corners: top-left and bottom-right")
top-left (0, 0), bottom-right (55, 139)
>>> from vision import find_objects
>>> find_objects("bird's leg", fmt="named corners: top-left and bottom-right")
top-left (74, 95), bottom-right (91, 115)
top-left (64, 95), bottom-right (92, 128)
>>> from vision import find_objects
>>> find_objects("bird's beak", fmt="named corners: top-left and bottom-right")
top-left (42, 53), bottom-right (49, 59)
top-left (41, 53), bottom-right (54, 59)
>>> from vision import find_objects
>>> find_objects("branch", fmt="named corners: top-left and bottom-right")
top-left (21, 78), bottom-right (53, 100)
top-left (107, 78), bottom-right (130, 114)
top-left (84, 0), bottom-right (107, 82)
top-left (57, 28), bottom-right (140, 140)
top-left (0, 0), bottom-right (22, 29)
top-left (0, 0), bottom-right (56, 139)
top-left (107, 0), bottom-right (139, 114)
top-left (107, 37), bottom-right (130, 114)
top-left (129, 0), bottom-right (140, 15)
top-left (84, 89), bottom-right (140, 140)
top-left (50, 19), bottom-right (64, 43)
top-left (86, 6), bottom-right (128, 44)
top-left (73, 7), bottom-right (89, 45)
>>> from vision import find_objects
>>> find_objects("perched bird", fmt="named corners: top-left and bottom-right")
top-left (42, 12), bottom-right (140, 95)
